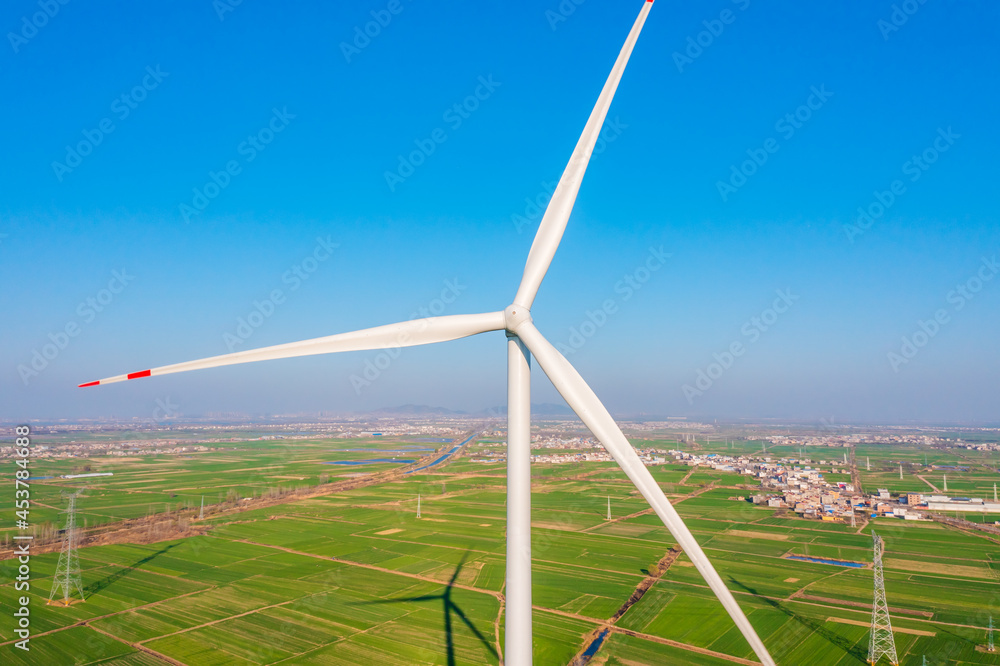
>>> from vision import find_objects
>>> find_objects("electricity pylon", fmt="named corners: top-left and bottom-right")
top-left (606, 495), bottom-right (611, 521)
top-left (899, 463), bottom-right (903, 480)
top-left (48, 490), bottom-right (86, 606)
top-left (199, 495), bottom-right (204, 520)
top-left (943, 474), bottom-right (948, 492)
top-left (417, 494), bottom-right (421, 519)
top-left (988, 615), bottom-right (995, 652)
top-left (868, 532), bottom-right (898, 665)
top-left (867, 456), bottom-right (871, 471)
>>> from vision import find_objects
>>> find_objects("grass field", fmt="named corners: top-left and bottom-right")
top-left (2, 429), bottom-right (999, 664)
top-left (1, 434), bottom-right (444, 534)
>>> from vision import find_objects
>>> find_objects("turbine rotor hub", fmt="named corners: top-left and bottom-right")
top-left (503, 304), bottom-right (532, 335)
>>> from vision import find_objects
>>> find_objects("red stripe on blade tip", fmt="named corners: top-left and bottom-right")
top-left (78, 381), bottom-right (100, 388)
top-left (127, 370), bottom-right (152, 380)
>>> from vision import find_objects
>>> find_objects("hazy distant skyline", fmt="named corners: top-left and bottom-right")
top-left (2, 1), bottom-right (997, 424)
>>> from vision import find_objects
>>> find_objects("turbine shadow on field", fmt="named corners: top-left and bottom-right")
top-left (354, 552), bottom-right (498, 665)
top-left (85, 543), bottom-right (178, 596)
top-left (730, 578), bottom-right (867, 662)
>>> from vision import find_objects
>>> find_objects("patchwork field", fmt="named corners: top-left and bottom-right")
top-left (2, 430), bottom-right (999, 664)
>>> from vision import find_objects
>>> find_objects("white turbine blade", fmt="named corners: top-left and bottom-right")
top-left (513, 0), bottom-right (654, 310)
top-left (516, 322), bottom-right (776, 666)
top-left (79, 311), bottom-right (506, 388)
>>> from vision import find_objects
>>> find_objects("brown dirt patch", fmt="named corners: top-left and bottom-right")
top-left (726, 529), bottom-right (790, 541)
top-left (827, 616), bottom-right (935, 636)
top-left (884, 557), bottom-right (993, 580)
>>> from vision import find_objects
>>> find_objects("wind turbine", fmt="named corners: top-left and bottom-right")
top-left (78, 1), bottom-right (774, 663)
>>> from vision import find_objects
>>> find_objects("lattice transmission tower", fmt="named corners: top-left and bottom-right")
top-left (988, 615), bottom-right (995, 652)
top-left (48, 490), bottom-right (86, 606)
top-left (868, 532), bottom-right (898, 664)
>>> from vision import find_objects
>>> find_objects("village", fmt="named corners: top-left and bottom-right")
top-left (671, 449), bottom-right (1000, 524)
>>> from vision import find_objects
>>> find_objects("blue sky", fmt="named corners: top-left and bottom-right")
top-left (2, 0), bottom-right (997, 424)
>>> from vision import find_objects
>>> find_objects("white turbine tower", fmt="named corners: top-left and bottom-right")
top-left (78, 2), bottom-right (773, 663)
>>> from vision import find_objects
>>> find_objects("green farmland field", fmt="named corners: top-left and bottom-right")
top-left (2, 429), bottom-right (998, 664)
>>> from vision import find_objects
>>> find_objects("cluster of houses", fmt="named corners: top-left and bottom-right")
top-left (0, 438), bottom-right (215, 459)
top-left (764, 432), bottom-right (949, 448)
top-left (667, 449), bottom-right (1000, 524)
top-left (470, 442), bottom-right (671, 465)
top-left (669, 450), bottom-right (870, 522)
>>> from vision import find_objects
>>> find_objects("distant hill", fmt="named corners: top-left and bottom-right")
top-left (487, 403), bottom-right (575, 416)
top-left (369, 403), bottom-right (575, 417)
top-left (372, 404), bottom-right (468, 416)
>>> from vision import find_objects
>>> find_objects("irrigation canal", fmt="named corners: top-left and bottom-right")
top-left (406, 433), bottom-right (477, 474)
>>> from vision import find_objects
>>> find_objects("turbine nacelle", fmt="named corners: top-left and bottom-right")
top-left (503, 303), bottom-right (533, 336)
